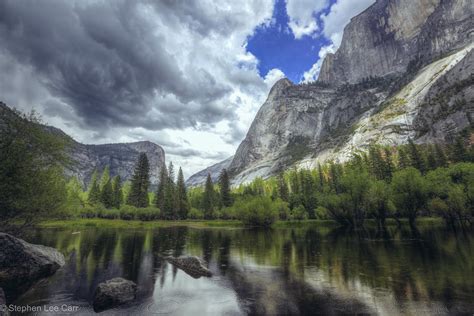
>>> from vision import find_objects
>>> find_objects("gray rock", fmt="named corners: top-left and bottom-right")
top-left (165, 256), bottom-right (212, 279)
top-left (222, 0), bottom-right (473, 185)
top-left (93, 278), bottom-right (137, 312)
top-left (0, 233), bottom-right (65, 302)
top-left (0, 103), bottom-right (166, 187)
top-left (318, 0), bottom-right (472, 85)
top-left (0, 288), bottom-right (7, 316)
top-left (185, 156), bottom-right (233, 187)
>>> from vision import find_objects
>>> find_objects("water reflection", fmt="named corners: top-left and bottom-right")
top-left (13, 224), bottom-right (474, 315)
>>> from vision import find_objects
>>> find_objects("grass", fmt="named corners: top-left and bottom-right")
top-left (38, 217), bottom-right (445, 230)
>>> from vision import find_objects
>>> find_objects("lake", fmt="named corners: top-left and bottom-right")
top-left (12, 223), bottom-right (474, 315)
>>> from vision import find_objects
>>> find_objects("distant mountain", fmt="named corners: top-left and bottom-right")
top-left (0, 102), bottom-right (166, 187)
top-left (189, 0), bottom-right (473, 185)
top-left (185, 156), bottom-right (233, 187)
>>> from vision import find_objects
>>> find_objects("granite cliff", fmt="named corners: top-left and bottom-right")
top-left (189, 0), bottom-right (473, 185)
top-left (0, 102), bottom-right (166, 186)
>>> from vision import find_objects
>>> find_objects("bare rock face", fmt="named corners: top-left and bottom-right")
top-left (93, 278), bottom-right (137, 312)
top-left (0, 233), bottom-right (65, 302)
top-left (67, 140), bottom-right (166, 186)
top-left (223, 0), bottom-right (473, 185)
top-left (165, 256), bottom-right (212, 279)
top-left (318, 0), bottom-right (472, 85)
top-left (0, 103), bottom-right (166, 186)
top-left (185, 156), bottom-right (233, 187)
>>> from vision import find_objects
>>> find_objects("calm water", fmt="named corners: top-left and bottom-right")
top-left (12, 224), bottom-right (474, 315)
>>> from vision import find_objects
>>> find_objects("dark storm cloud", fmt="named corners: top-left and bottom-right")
top-left (0, 0), bottom-right (233, 132)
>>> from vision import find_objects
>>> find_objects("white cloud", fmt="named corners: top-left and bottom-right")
top-left (285, 0), bottom-right (329, 39)
top-left (0, 0), bottom-right (279, 178)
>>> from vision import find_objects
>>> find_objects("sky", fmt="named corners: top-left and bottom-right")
top-left (0, 0), bottom-right (375, 178)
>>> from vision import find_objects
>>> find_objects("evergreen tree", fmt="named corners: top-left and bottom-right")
top-left (408, 139), bottom-right (426, 173)
top-left (317, 163), bottom-right (324, 190)
top-left (99, 166), bottom-right (110, 190)
top-left (426, 145), bottom-right (438, 170)
top-left (383, 148), bottom-right (394, 180)
top-left (398, 148), bottom-right (410, 169)
top-left (277, 173), bottom-right (289, 202)
top-left (163, 162), bottom-right (176, 219)
top-left (154, 166), bottom-right (168, 212)
top-left (434, 143), bottom-right (448, 167)
top-left (329, 162), bottom-right (341, 193)
top-left (175, 167), bottom-right (189, 219)
top-left (452, 136), bottom-right (468, 162)
top-left (219, 169), bottom-right (232, 207)
top-left (87, 171), bottom-right (101, 205)
top-left (100, 178), bottom-right (114, 208)
top-left (126, 153), bottom-right (150, 208)
top-left (112, 175), bottom-right (123, 209)
top-left (368, 145), bottom-right (385, 180)
top-left (202, 173), bottom-right (215, 219)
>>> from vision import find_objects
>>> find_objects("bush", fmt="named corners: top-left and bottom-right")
top-left (290, 205), bottom-right (308, 220)
top-left (98, 208), bottom-right (120, 219)
top-left (188, 207), bottom-right (204, 219)
top-left (79, 204), bottom-right (105, 218)
top-left (315, 206), bottom-right (329, 220)
top-left (233, 196), bottom-right (283, 227)
top-left (136, 207), bottom-right (161, 221)
top-left (119, 205), bottom-right (138, 220)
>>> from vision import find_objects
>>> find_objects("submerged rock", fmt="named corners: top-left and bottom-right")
top-left (93, 278), bottom-right (137, 312)
top-left (0, 233), bottom-right (65, 302)
top-left (165, 256), bottom-right (212, 279)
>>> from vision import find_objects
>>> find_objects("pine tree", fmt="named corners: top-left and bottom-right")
top-left (452, 136), bottom-right (467, 162)
top-left (408, 139), bottom-right (426, 173)
top-left (163, 162), bottom-right (176, 219)
top-left (368, 145), bottom-right (385, 180)
top-left (426, 145), bottom-right (438, 170)
top-left (317, 163), bottom-right (324, 191)
top-left (112, 175), bottom-right (123, 209)
top-left (154, 166), bottom-right (168, 212)
top-left (126, 153), bottom-right (150, 208)
top-left (398, 148), bottom-right (410, 169)
top-left (277, 173), bottom-right (289, 202)
top-left (383, 148), bottom-right (394, 180)
top-left (87, 170), bottom-right (101, 205)
top-left (99, 166), bottom-right (110, 190)
top-left (202, 173), bottom-right (215, 219)
top-left (175, 167), bottom-right (189, 219)
top-left (434, 143), bottom-right (448, 167)
top-left (218, 169), bottom-right (232, 207)
top-left (100, 178), bottom-right (114, 208)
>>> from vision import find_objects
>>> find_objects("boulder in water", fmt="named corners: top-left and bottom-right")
top-left (0, 233), bottom-right (65, 302)
top-left (93, 277), bottom-right (137, 312)
top-left (165, 256), bottom-right (212, 279)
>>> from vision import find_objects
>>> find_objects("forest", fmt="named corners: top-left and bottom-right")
top-left (1, 110), bottom-right (473, 230)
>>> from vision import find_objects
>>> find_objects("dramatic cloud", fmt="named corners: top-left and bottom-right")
top-left (0, 0), bottom-right (279, 177)
top-left (285, 0), bottom-right (329, 39)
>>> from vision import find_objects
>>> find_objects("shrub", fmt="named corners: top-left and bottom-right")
top-left (79, 204), bottom-right (105, 218)
top-left (136, 207), bottom-right (161, 221)
top-left (290, 205), bottom-right (308, 220)
top-left (315, 206), bottom-right (329, 220)
top-left (98, 208), bottom-right (120, 219)
top-left (188, 208), bottom-right (204, 219)
top-left (233, 196), bottom-right (283, 227)
top-left (119, 205), bottom-right (138, 220)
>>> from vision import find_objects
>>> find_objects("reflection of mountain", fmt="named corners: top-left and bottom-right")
top-left (13, 225), bottom-right (474, 315)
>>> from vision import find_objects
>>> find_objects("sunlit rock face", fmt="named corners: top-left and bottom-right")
top-left (224, 0), bottom-right (473, 185)
top-left (318, 0), bottom-right (472, 84)
top-left (185, 156), bottom-right (233, 187)
top-left (67, 140), bottom-right (166, 186)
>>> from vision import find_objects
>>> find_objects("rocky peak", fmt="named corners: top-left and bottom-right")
top-left (318, 0), bottom-right (472, 85)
